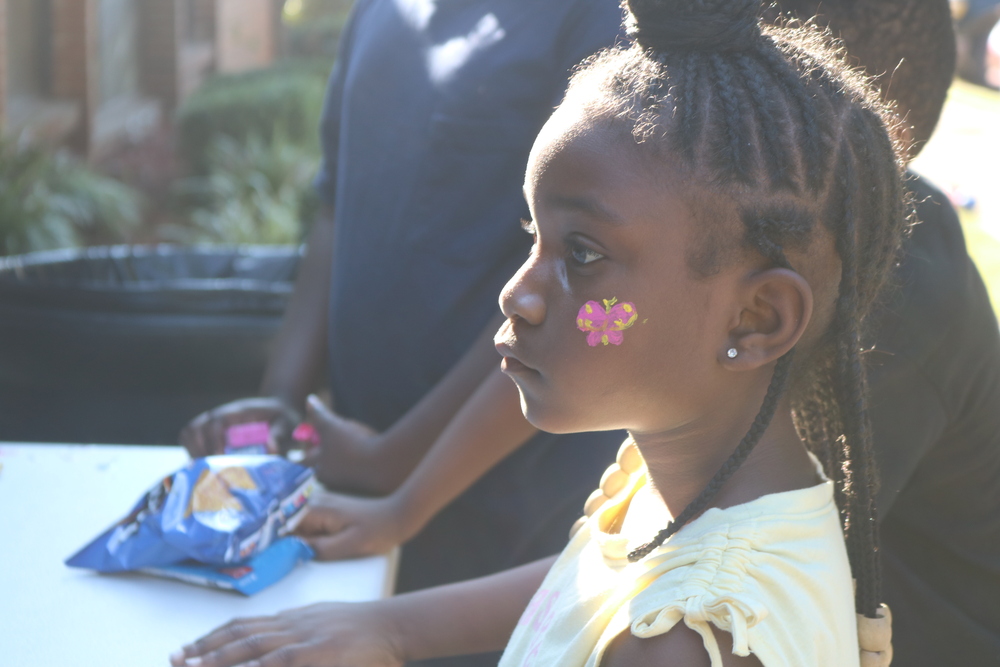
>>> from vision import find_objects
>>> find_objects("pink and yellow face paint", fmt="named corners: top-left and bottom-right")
top-left (576, 297), bottom-right (638, 346)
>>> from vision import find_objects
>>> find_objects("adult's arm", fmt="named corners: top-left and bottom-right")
top-left (180, 208), bottom-right (336, 457)
top-left (170, 556), bottom-right (554, 667)
top-left (300, 362), bottom-right (538, 559)
top-left (180, 0), bottom-right (370, 458)
top-left (307, 313), bottom-right (516, 495)
top-left (260, 207), bottom-right (336, 408)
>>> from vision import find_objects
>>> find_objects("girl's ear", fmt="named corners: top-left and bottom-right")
top-left (721, 268), bottom-right (813, 369)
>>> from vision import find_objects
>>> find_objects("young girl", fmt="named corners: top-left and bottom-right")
top-left (171, 1), bottom-right (906, 665)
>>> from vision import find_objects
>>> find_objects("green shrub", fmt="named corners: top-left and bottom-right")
top-left (282, 0), bottom-right (355, 59)
top-left (0, 139), bottom-right (141, 255)
top-left (284, 14), bottom-right (347, 59)
top-left (282, 0), bottom-right (355, 25)
top-left (175, 60), bottom-right (330, 174)
top-left (166, 133), bottom-right (320, 245)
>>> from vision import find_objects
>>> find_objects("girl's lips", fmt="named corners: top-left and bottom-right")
top-left (500, 356), bottom-right (532, 374)
top-left (495, 341), bottom-right (536, 374)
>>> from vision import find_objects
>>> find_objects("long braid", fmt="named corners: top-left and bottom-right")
top-left (629, 216), bottom-right (798, 563)
top-left (629, 350), bottom-right (796, 561)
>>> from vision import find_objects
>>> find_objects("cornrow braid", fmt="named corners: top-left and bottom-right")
top-left (734, 53), bottom-right (797, 191)
top-left (754, 44), bottom-right (832, 192)
top-left (672, 54), bottom-right (703, 162)
top-left (709, 53), bottom-right (755, 184)
top-left (567, 0), bottom-right (911, 617)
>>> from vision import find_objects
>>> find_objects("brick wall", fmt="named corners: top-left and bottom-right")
top-left (140, 0), bottom-right (179, 107)
top-left (11, 0), bottom-right (276, 151)
top-left (50, 0), bottom-right (91, 151)
top-left (50, 0), bottom-right (88, 100)
top-left (215, 0), bottom-right (275, 73)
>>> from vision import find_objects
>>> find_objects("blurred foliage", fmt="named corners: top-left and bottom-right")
top-left (168, 1), bottom-right (354, 245)
top-left (282, 0), bottom-right (355, 25)
top-left (0, 139), bottom-right (141, 255)
top-left (175, 59), bottom-right (329, 174)
top-left (282, 0), bottom-right (355, 59)
top-left (165, 133), bottom-right (320, 245)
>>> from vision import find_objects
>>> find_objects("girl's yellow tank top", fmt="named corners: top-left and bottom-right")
top-left (499, 440), bottom-right (859, 667)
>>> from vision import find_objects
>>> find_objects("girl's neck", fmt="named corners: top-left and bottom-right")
top-left (631, 394), bottom-right (818, 522)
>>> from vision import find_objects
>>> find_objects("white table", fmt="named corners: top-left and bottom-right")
top-left (0, 444), bottom-right (397, 667)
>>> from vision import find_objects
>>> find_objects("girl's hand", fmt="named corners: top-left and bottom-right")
top-left (168, 602), bottom-right (404, 667)
top-left (300, 395), bottom-right (396, 494)
top-left (294, 493), bottom-right (411, 560)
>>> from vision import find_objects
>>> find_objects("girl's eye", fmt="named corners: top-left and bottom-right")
top-left (570, 244), bottom-right (604, 265)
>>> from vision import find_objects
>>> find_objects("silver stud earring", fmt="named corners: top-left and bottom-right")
top-left (727, 348), bottom-right (738, 358)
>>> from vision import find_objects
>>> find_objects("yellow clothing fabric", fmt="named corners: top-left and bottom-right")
top-left (499, 451), bottom-right (859, 667)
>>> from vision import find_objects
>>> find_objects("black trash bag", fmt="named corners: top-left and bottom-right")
top-left (0, 245), bottom-right (301, 444)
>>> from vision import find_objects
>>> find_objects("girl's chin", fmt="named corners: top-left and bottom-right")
top-left (520, 400), bottom-right (610, 436)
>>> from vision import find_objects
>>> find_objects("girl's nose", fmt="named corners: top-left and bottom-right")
top-left (500, 265), bottom-right (547, 326)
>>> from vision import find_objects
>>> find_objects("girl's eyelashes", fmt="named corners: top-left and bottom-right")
top-left (568, 241), bottom-right (605, 266)
top-left (521, 217), bottom-right (605, 266)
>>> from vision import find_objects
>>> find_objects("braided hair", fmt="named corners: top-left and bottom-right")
top-left (565, 0), bottom-right (912, 618)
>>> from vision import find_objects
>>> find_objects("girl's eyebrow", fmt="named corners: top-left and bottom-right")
top-left (548, 194), bottom-right (623, 225)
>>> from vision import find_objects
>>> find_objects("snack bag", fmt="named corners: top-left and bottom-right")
top-left (66, 456), bottom-right (315, 574)
top-left (141, 536), bottom-right (315, 596)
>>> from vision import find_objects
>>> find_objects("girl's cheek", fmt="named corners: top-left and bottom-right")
top-left (574, 298), bottom-right (640, 348)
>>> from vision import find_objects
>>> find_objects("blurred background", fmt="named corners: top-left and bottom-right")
top-left (0, 0), bottom-right (356, 249)
top-left (0, 0), bottom-right (996, 445)
top-left (0, 0), bottom-right (353, 444)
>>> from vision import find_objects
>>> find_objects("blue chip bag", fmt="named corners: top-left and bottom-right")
top-left (66, 455), bottom-right (316, 574)
top-left (141, 537), bottom-right (315, 596)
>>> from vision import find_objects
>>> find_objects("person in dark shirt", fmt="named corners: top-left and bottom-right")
top-left (774, 1), bottom-right (1000, 663)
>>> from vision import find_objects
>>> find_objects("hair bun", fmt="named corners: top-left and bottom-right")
top-left (624, 0), bottom-right (763, 53)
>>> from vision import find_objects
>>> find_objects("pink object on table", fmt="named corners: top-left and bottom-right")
top-left (227, 421), bottom-right (272, 448)
top-left (292, 423), bottom-right (320, 446)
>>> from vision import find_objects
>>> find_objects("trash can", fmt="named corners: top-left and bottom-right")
top-left (0, 245), bottom-right (301, 445)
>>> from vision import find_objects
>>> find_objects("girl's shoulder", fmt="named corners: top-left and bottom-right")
top-left (504, 445), bottom-right (859, 667)
top-left (612, 481), bottom-right (859, 667)
top-left (601, 621), bottom-right (764, 667)
top-left (578, 449), bottom-right (859, 667)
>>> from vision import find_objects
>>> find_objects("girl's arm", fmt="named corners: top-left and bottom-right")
top-left (169, 556), bottom-right (554, 667)
top-left (298, 365), bottom-right (537, 559)
top-left (603, 625), bottom-right (764, 667)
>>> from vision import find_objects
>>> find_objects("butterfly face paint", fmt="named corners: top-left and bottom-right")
top-left (576, 298), bottom-right (638, 346)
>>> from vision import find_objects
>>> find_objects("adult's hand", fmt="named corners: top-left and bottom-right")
top-left (168, 601), bottom-right (404, 667)
top-left (180, 397), bottom-right (301, 458)
top-left (300, 395), bottom-right (395, 494)
top-left (294, 492), bottom-right (410, 561)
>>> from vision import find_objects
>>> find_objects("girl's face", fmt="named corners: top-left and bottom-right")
top-left (495, 107), bottom-right (754, 436)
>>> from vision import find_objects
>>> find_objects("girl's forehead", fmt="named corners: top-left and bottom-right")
top-left (524, 107), bottom-right (693, 220)
top-left (527, 107), bottom-right (647, 195)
